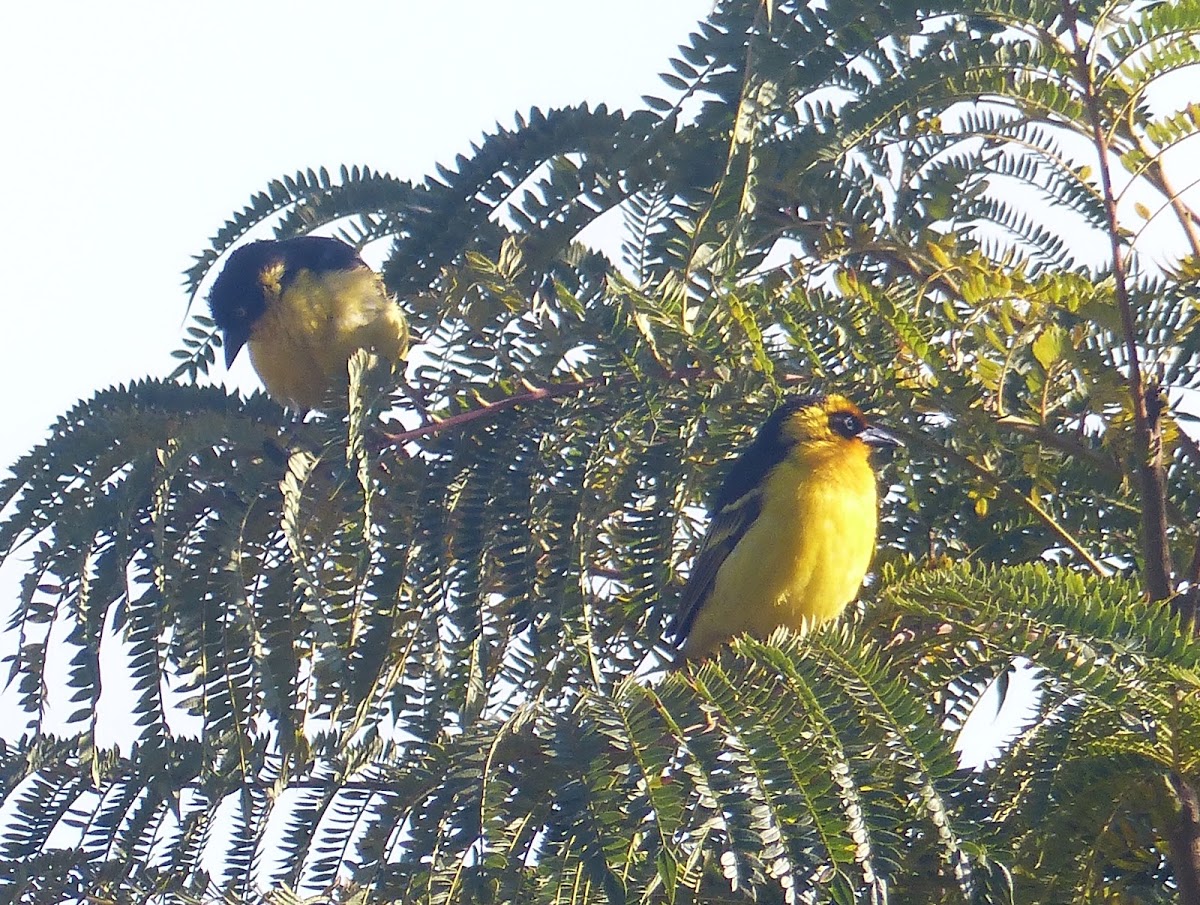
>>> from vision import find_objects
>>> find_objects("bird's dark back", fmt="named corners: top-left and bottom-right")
top-left (711, 395), bottom-right (821, 511)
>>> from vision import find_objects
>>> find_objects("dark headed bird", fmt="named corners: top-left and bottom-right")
top-left (208, 236), bottom-right (408, 409)
top-left (672, 394), bottom-right (900, 661)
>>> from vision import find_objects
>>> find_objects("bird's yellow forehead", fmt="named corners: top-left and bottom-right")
top-left (781, 394), bottom-right (865, 444)
top-left (257, 260), bottom-right (286, 301)
top-left (818, 394), bottom-right (861, 417)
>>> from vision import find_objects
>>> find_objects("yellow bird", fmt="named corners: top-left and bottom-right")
top-left (672, 394), bottom-right (900, 661)
top-left (207, 236), bottom-right (408, 409)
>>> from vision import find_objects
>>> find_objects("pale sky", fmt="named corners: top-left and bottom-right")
top-left (0, 1), bottom-right (714, 470)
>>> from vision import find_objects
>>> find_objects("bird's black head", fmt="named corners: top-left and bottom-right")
top-left (208, 241), bottom-right (277, 368)
top-left (207, 236), bottom-right (366, 368)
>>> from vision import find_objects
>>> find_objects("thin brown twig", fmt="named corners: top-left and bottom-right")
top-left (1066, 1), bottom-right (1173, 600)
top-left (378, 368), bottom-right (707, 446)
top-left (995, 415), bottom-right (1192, 529)
top-left (893, 424), bottom-right (1108, 575)
top-left (1140, 134), bottom-right (1200, 260)
top-left (995, 415), bottom-right (1117, 476)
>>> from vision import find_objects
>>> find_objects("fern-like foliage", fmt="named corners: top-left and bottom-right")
top-left (883, 562), bottom-right (1200, 902)
top-left (3, 0), bottom-right (1200, 902)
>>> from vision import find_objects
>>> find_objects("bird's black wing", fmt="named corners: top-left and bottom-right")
top-left (670, 398), bottom-right (812, 645)
top-left (670, 487), bottom-right (763, 644)
top-left (707, 396), bottom-right (811, 508)
top-left (279, 236), bottom-right (367, 287)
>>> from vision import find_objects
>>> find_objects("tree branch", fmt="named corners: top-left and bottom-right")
top-left (1168, 769), bottom-right (1200, 904)
top-left (1066, 4), bottom-right (1196, 897)
top-left (1066, 0), bottom-right (1173, 600)
top-left (379, 368), bottom-right (706, 445)
top-left (1141, 134), bottom-right (1200, 260)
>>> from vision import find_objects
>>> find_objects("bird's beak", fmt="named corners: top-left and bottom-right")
top-left (859, 424), bottom-right (902, 448)
top-left (222, 328), bottom-right (249, 369)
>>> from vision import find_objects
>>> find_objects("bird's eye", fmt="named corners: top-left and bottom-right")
top-left (830, 412), bottom-right (863, 439)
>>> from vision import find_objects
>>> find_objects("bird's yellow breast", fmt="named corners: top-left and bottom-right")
top-left (681, 446), bottom-right (878, 659)
top-left (247, 267), bottom-right (407, 409)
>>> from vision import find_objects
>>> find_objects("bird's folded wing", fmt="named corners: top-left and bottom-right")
top-left (671, 489), bottom-right (763, 643)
